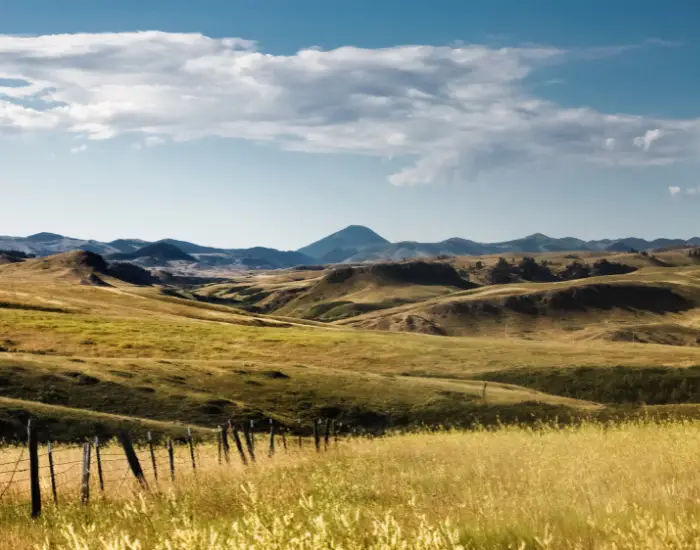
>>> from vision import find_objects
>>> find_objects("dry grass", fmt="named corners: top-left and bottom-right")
top-left (0, 420), bottom-right (698, 549)
top-left (1, 256), bottom-right (699, 432)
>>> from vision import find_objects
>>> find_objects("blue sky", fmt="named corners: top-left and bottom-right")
top-left (0, 0), bottom-right (698, 249)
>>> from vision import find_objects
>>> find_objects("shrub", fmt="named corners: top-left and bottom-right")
top-left (517, 256), bottom-right (556, 282)
top-left (488, 258), bottom-right (515, 284)
top-left (591, 259), bottom-right (637, 276)
top-left (559, 261), bottom-right (591, 281)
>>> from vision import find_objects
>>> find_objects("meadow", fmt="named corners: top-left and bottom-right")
top-left (0, 250), bottom-right (699, 438)
top-left (0, 420), bottom-right (698, 549)
top-left (0, 251), bottom-right (699, 548)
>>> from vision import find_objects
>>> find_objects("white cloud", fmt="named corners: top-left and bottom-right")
top-left (669, 185), bottom-right (700, 197)
top-left (633, 128), bottom-right (664, 151)
top-left (0, 32), bottom-right (699, 185)
top-left (70, 143), bottom-right (87, 154)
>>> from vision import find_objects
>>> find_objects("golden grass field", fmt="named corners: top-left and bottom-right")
top-left (0, 250), bottom-right (699, 548)
top-left (0, 420), bottom-right (698, 549)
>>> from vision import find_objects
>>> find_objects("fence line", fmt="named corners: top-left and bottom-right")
top-left (0, 418), bottom-right (343, 518)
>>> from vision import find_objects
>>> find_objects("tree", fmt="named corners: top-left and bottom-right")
top-left (559, 261), bottom-right (591, 281)
top-left (489, 258), bottom-right (515, 284)
top-left (591, 259), bottom-right (636, 276)
top-left (517, 256), bottom-right (556, 282)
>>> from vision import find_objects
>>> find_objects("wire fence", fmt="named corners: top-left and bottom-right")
top-left (0, 418), bottom-right (342, 518)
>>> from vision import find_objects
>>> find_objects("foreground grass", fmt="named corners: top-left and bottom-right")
top-left (1, 421), bottom-right (698, 549)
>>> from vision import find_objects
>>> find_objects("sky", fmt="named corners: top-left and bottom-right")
top-left (0, 0), bottom-right (698, 249)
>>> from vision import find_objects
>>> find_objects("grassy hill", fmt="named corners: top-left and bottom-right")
top-left (196, 261), bottom-right (476, 321)
top-left (340, 264), bottom-right (700, 342)
top-left (0, 250), bottom-right (699, 439)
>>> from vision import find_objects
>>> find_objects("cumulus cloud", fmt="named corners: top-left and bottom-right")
top-left (0, 31), bottom-right (699, 184)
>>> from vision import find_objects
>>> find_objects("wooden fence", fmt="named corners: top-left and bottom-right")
top-left (0, 418), bottom-right (342, 518)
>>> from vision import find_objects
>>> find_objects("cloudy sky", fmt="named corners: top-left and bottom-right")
top-left (1, 0), bottom-right (698, 248)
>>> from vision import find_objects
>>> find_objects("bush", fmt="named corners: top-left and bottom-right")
top-left (488, 258), bottom-right (515, 284)
top-left (516, 257), bottom-right (556, 282)
top-left (591, 259), bottom-right (637, 276)
top-left (559, 261), bottom-right (591, 281)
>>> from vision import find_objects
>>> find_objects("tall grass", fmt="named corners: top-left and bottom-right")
top-left (0, 420), bottom-right (698, 549)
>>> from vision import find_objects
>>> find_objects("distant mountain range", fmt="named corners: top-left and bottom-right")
top-left (296, 226), bottom-right (700, 263)
top-left (1, 227), bottom-right (698, 270)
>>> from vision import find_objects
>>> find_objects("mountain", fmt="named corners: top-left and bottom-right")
top-left (0, 232), bottom-right (122, 257)
top-left (226, 247), bottom-right (313, 269)
top-left (490, 233), bottom-right (590, 253)
top-left (107, 239), bottom-right (150, 253)
top-left (297, 225), bottom-right (389, 262)
top-left (0, 233), bottom-right (313, 269)
top-left (340, 238), bottom-right (491, 262)
top-left (310, 230), bottom-right (700, 263)
top-left (157, 238), bottom-right (224, 254)
top-left (110, 243), bottom-right (197, 264)
top-left (0, 229), bottom-right (697, 270)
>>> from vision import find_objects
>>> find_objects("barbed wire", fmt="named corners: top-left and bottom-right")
top-left (0, 447), bottom-right (25, 501)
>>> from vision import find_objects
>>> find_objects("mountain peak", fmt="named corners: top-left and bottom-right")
top-left (297, 225), bottom-right (389, 261)
top-left (26, 232), bottom-right (64, 242)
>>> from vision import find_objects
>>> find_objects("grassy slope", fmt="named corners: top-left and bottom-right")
top-left (1, 252), bottom-right (699, 438)
top-left (339, 264), bottom-right (700, 341)
top-left (0, 395), bottom-right (211, 441)
top-left (195, 263), bottom-right (467, 321)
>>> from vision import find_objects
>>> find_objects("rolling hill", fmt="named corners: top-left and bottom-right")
top-left (196, 261), bottom-right (478, 321)
top-left (3, 248), bottom-right (699, 440)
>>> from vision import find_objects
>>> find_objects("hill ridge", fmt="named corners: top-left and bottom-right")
top-left (1, 228), bottom-right (698, 268)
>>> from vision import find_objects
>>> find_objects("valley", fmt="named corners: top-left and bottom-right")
top-left (0, 234), bottom-right (699, 440)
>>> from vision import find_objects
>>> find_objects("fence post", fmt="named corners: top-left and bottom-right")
top-left (187, 427), bottom-right (196, 472)
top-left (313, 419), bottom-right (321, 452)
top-left (268, 419), bottom-right (275, 458)
top-left (167, 439), bottom-right (175, 482)
top-left (221, 423), bottom-right (230, 463)
top-left (249, 420), bottom-right (255, 453)
top-left (324, 419), bottom-right (331, 451)
top-left (47, 440), bottom-right (57, 505)
top-left (217, 426), bottom-right (223, 465)
top-left (27, 419), bottom-right (41, 518)
top-left (94, 437), bottom-right (105, 493)
top-left (281, 429), bottom-right (287, 452)
top-left (147, 431), bottom-right (158, 482)
top-left (243, 423), bottom-right (256, 462)
top-left (118, 432), bottom-right (148, 490)
top-left (80, 441), bottom-right (91, 505)
top-left (231, 422), bottom-right (248, 466)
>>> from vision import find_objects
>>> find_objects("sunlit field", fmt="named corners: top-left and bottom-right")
top-left (1, 420), bottom-right (698, 549)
